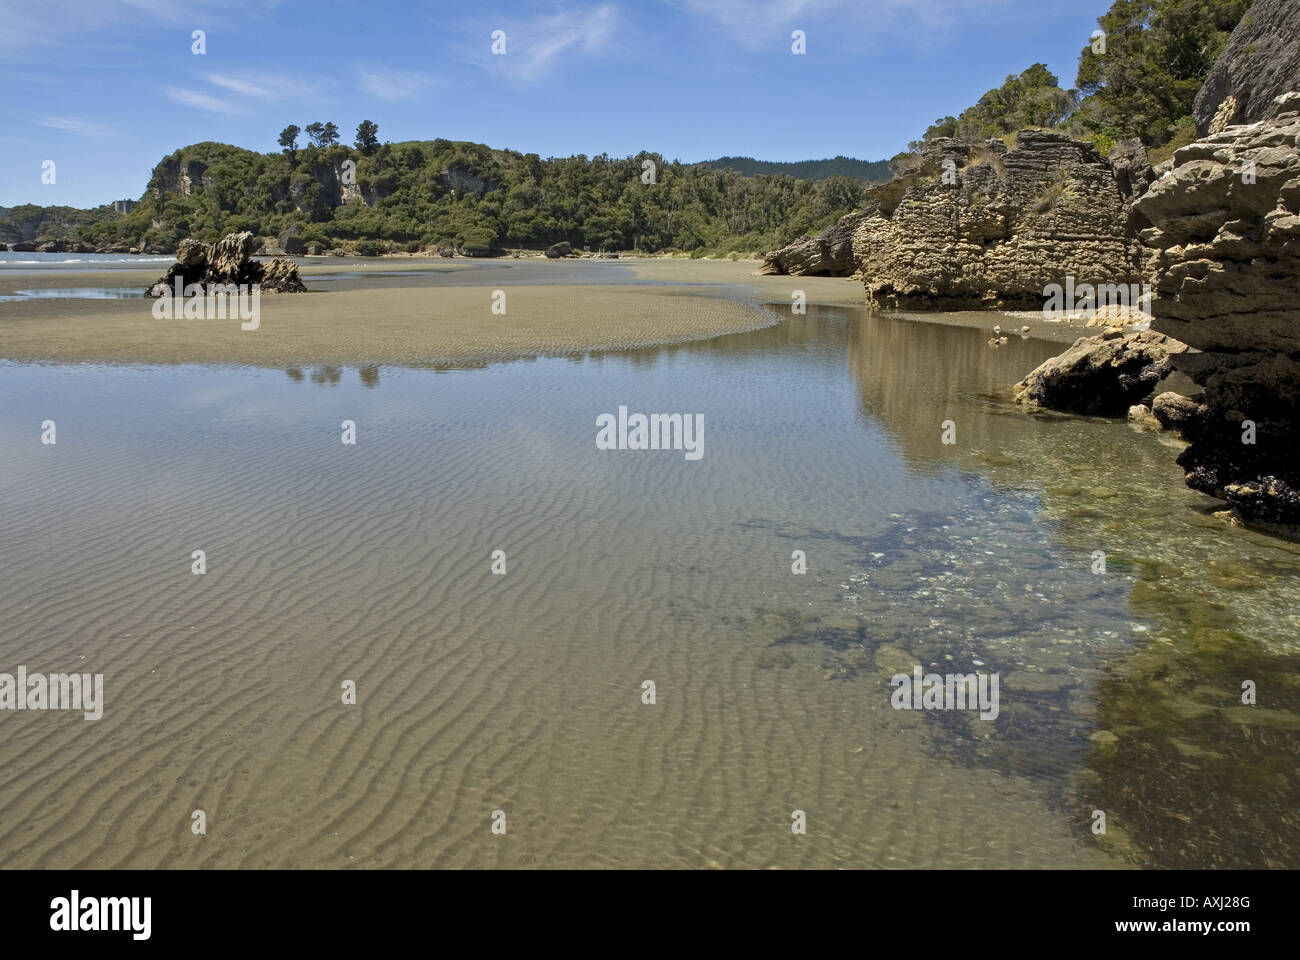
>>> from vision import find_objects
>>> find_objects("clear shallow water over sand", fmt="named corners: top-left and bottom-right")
top-left (1, 304), bottom-right (1297, 868)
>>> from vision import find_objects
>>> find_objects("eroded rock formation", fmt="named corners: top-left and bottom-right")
top-left (1133, 95), bottom-right (1300, 523)
top-left (149, 231), bottom-right (307, 295)
top-left (756, 210), bottom-right (868, 276)
top-left (761, 131), bottom-right (1148, 310)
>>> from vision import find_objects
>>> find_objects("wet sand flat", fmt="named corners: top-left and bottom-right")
top-left (0, 282), bottom-right (781, 367)
top-left (0, 257), bottom-right (1089, 368)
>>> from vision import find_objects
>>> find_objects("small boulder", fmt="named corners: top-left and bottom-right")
top-left (1014, 331), bottom-right (1188, 416)
top-left (1151, 391), bottom-right (1207, 433)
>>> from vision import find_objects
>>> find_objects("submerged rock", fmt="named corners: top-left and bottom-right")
top-left (149, 230), bottom-right (307, 295)
top-left (1013, 329), bottom-right (1187, 416)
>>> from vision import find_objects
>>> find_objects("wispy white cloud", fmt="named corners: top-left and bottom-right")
top-left (461, 4), bottom-right (619, 84)
top-left (357, 68), bottom-right (439, 102)
top-left (207, 71), bottom-right (314, 100)
top-left (163, 86), bottom-right (242, 114)
top-left (36, 116), bottom-right (113, 138)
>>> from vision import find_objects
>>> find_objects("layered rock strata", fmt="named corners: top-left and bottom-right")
top-left (1133, 96), bottom-right (1300, 523)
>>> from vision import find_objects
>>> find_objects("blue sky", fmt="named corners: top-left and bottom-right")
top-left (1, 0), bottom-right (1107, 208)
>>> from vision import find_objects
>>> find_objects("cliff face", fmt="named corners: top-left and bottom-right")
top-left (1133, 94), bottom-right (1300, 523)
top-left (1194, 0), bottom-right (1300, 136)
top-left (761, 131), bottom-right (1147, 310)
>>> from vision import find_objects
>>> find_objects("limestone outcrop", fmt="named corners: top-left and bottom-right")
top-left (1194, 0), bottom-right (1300, 136)
top-left (760, 131), bottom-right (1148, 310)
top-left (149, 231), bottom-right (307, 295)
top-left (1133, 96), bottom-right (1300, 523)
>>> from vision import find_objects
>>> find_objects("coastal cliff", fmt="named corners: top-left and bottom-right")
top-left (1134, 95), bottom-right (1300, 523)
top-left (761, 131), bottom-right (1149, 310)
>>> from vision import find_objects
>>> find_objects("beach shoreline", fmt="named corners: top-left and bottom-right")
top-left (0, 258), bottom-right (1093, 369)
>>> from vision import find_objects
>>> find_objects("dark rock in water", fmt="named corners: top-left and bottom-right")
top-left (0, 243), bottom-right (8, 251)
top-left (1151, 391), bottom-right (1207, 432)
top-left (11, 241), bottom-right (37, 252)
top-left (149, 230), bottom-right (308, 295)
top-left (757, 211), bottom-right (868, 276)
top-left (37, 239), bottom-right (69, 253)
top-left (1134, 102), bottom-right (1300, 522)
top-left (1222, 476), bottom-right (1300, 524)
top-left (545, 241), bottom-right (573, 259)
top-left (1194, 0), bottom-right (1300, 136)
top-left (1013, 330), bottom-right (1187, 416)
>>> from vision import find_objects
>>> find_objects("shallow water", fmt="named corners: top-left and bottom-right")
top-left (0, 303), bottom-right (1296, 868)
top-left (0, 286), bottom-right (149, 301)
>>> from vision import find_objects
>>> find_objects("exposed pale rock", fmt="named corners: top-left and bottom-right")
top-left (1134, 105), bottom-right (1300, 522)
top-left (1151, 391), bottom-right (1207, 432)
top-left (760, 131), bottom-right (1150, 308)
top-left (149, 231), bottom-right (308, 295)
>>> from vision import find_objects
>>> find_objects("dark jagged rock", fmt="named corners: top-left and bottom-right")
top-left (757, 211), bottom-right (869, 276)
top-left (1133, 100), bottom-right (1300, 523)
top-left (1013, 329), bottom-right (1187, 416)
top-left (1194, 0), bottom-right (1300, 136)
top-left (149, 231), bottom-right (307, 295)
top-left (261, 257), bottom-right (308, 293)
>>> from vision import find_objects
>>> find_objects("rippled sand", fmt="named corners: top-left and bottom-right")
top-left (3, 262), bottom-right (1294, 869)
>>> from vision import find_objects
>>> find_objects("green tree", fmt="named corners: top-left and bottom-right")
top-left (354, 120), bottom-right (379, 155)
top-left (278, 125), bottom-right (300, 157)
top-left (1070, 0), bottom-right (1251, 147)
top-left (920, 64), bottom-right (1078, 145)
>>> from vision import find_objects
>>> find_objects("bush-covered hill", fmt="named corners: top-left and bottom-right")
top-left (42, 138), bottom-right (876, 256)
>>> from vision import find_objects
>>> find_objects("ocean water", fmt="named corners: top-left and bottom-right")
top-left (0, 252), bottom-right (173, 268)
top-left (0, 304), bottom-right (1296, 868)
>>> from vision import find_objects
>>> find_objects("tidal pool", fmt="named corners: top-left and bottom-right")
top-left (0, 303), bottom-right (1296, 868)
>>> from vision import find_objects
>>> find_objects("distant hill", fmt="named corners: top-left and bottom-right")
top-left (3, 138), bottom-right (881, 256)
top-left (697, 156), bottom-right (891, 182)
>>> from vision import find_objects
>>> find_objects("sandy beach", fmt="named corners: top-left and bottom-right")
top-left (0, 257), bottom-right (1089, 367)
